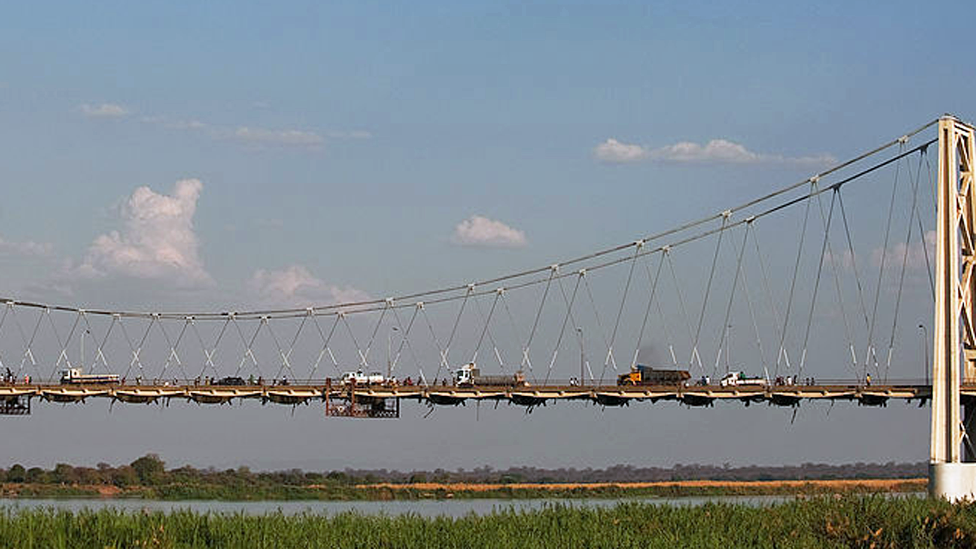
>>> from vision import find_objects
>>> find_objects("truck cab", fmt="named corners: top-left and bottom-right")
top-left (454, 363), bottom-right (477, 386)
top-left (59, 368), bottom-right (82, 383)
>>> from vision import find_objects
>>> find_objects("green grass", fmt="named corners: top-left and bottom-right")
top-left (0, 495), bottom-right (975, 548)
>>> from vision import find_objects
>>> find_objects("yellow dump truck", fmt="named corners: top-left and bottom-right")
top-left (617, 365), bottom-right (691, 386)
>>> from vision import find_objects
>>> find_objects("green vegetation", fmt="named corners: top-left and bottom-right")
top-left (0, 479), bottom-right (926, 501)
top-left (0, 455), bottom-right (927, 500)
top-left (0, 496), bottom-right (974, 548)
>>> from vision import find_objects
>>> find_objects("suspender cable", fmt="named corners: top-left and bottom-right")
top-left (632, 253), bottom-right (666, 373)
top-left (421, 305), bottom-right (452, 384)
top-left (836, 194), bottom-right (872, 334)
top-left (691, 213), bottom-right (729, 378)
top-left (666, 248), bottom-right (703, 374)
top-left (470, 291), bottom-right (501, 367)
top-left (714, 224), bottom-right (750, 378)
top-left (48, 308), bottom-right (79, 380)
top-left (389, 305), bottom-right (423, 378)
top-left (797, 188), bottom-right (838, 381)
top-left (120, 316), bottom-right (154, 382)
top-left (863, 144), bottom-right (904, 378)
top-left (739, 224), bottom-right (768, 375)
top-left (309, 314), bottom-right (342, 380)
top-left (602, 243), bottom-right (642, 383)
top-left (192, 317), bottom-right (229, 380)
top-left (522, 267), bottom-right (556, 382)
top-left (544, 273), bottom-right (581, 386)
top-left (815, 186), bottom-right (859, 379)
top-left (232, 317), bottom-right (264, 379)
top-left (885, 152), bottom-right (926, 383)
top-left (158, 319), bottom-right (190, 382)
top-left (582, 274), bottom-right (614, 384)
top-left (775, 184), bottom-right (814, 378)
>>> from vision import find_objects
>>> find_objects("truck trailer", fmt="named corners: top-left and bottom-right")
top-left (59, 368), bottom-right (121, 385)
top-left (454, 363), bottom-right (526, 387)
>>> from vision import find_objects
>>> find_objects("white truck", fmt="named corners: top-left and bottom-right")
top-left (59, 368), bottom-right (121, 385)
top-left (340, 370), bottom-right (385, 386)
top-left (453, 363), bottom-right (526, 387)
top-left (719, 371), bottom-right (768, 388)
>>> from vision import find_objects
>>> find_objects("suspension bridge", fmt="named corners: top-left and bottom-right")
top-left (2, 115), bottom-right (976, 498)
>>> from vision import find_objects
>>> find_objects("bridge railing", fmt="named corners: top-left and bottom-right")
top-left (0, 376), bottom-right (934, 388)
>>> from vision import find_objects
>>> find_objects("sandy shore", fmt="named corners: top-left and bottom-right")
top-left (361, 478), bottom-right (926, 493)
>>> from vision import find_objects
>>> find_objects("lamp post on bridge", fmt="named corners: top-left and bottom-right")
top-left (577, 327), bottom-right (584, 387)
top-left (387, 326), bottom-right (399, 379)
top-left (919, 324), bottom-right (929, 386)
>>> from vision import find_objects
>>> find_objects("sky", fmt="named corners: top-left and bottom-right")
top-left (1, 0), bottom-right (975, 472)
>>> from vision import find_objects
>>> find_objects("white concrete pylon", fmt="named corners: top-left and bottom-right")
top-left (931, 115), bottom-right (976, 501)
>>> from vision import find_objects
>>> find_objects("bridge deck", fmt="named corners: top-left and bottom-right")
top-left (0, 382), bottom-right (948, 407)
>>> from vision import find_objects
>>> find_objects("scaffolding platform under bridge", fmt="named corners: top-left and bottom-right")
top-left (0, 395), bottom-right (31, 416)
top-left (325, 390), bottom-right (400, 419)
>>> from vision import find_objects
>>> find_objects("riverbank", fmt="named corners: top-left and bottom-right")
top-left (0, 495), bottom-right (971, 548)
top-left (0, 478), bottom-right (926, 500)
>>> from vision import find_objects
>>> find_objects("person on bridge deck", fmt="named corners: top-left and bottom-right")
top-left (866, 373), bottom-right (872, 386)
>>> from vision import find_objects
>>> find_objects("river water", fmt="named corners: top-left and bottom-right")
top-left (0, 494), bottom-right (901, 517)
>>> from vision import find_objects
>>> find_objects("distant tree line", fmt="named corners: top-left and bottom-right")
top-left (0, 455), bottom-right (926, 488)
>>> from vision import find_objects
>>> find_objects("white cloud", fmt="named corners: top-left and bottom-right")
top-left (594, 138), bottom-right (649, 163)
top-left (594, 138), bottom-right (835, 166)
top-left (79, 179), bottom-right (211, 286)
top-left (165, 119), bottom-right (208, 130)
top-left (872, 230), bottom-right (936, 271)
top-left (137, 110), bottom-right (366, 150)
top-left (452, 215), bottom-right (528, 248)
top-left (0, 235), bottom-right (52, 257)
top-left (824, 249), bottom-right (857, 271)
top-left (248, 265), bottom-right (370, 307)
top-left (232, 126), bottom-right (324, 148)
top-left (328, 130), bottom-right (372, 140)
top-left (80, 103), bottom-right (130, 118)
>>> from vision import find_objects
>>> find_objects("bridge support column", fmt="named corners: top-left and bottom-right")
top-left (930, 116), bottom-right (976, 501)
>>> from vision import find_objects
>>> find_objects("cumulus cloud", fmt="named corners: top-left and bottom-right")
top-left (872, 230), bottom-right (936, 271)
top-left (452, 215), bottom-right (528, 248)
top-left (0, 235), bottom-right (52, 257)
top-left (80, 103), bottom-right (130, 118)
top-left (231, 126), bottom-right (324, 148)
top-left (594, 138), bottom-right (650, 163)
top-left (594, 138), bottom-right (835, 166)
top-left (248, 265), bottom-right (370, 307)
top-left (79, 179), bottom-right (211, 285)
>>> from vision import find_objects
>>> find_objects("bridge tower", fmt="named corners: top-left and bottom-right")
top-left (930, 115), bottom-right (976, 500)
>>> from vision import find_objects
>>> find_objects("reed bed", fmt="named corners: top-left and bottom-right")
top-left (0, 495), bottom-right (974, 548)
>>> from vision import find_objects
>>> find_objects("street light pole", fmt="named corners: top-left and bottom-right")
top-left (387, 326), bottom-right (399, 379)
top-left (919, 323), bottom-right (930, 385)
top-left (577, 327), bottom-right (584, 387)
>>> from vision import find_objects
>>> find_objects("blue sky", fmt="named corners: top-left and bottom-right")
top-left (0, 0), bottom-right (973, 470)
